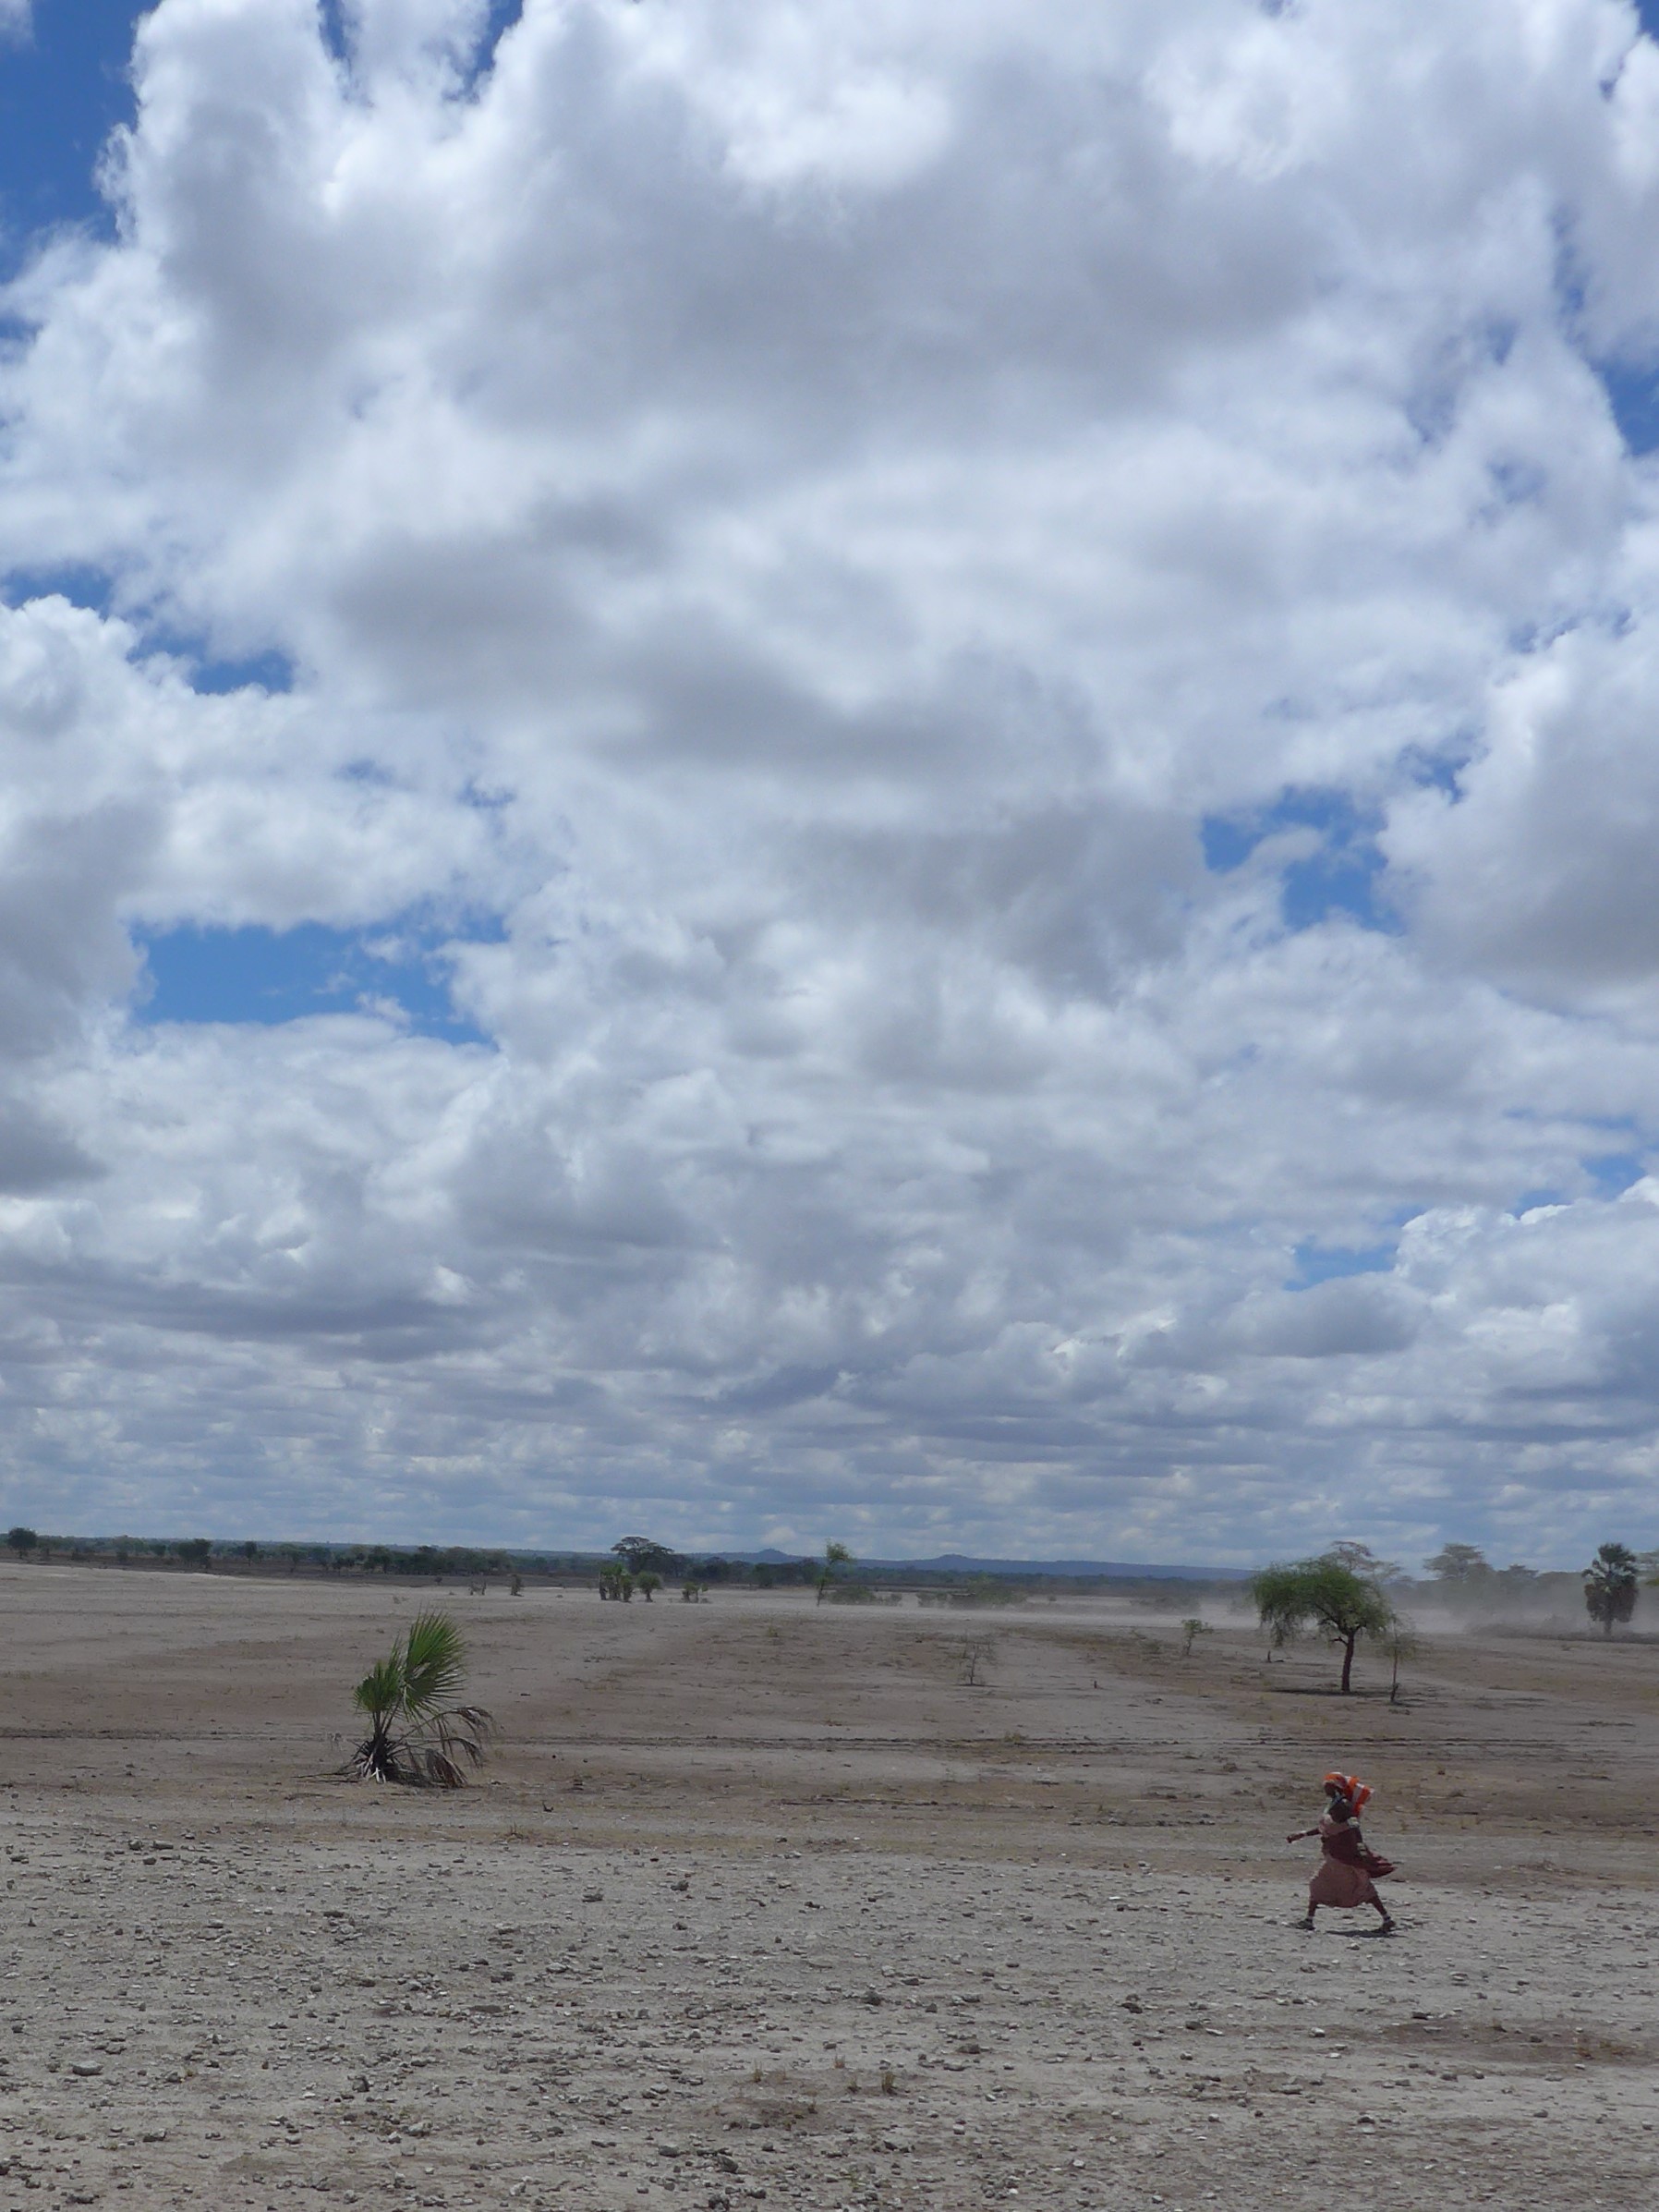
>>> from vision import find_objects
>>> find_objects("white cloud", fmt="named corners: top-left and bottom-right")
top-left (0, 0), bottom-right (1657, 1562)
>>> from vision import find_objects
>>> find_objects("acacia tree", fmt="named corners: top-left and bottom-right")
top-left (1380, 1612), bottom-right (1420, 1706)
top-left (1250, 1556), bottom-right (1395, 1694)
top-left (816, 1541), bottom-right (854, 1605)
top-left (1423, 1542), bottom-right (1491, 1586)
top-left (1583, 1542), bottom-right (1639, 1638)
top-left (612, 1537), bottom-right (683, 1576)
top-left (6, 1526), bottom-right (37, 1560)
top-left (1326, 1540), bottom-right (1400, 1583)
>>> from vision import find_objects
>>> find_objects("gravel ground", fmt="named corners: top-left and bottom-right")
top-left (1, 1566), bottom-right (1656, 2208)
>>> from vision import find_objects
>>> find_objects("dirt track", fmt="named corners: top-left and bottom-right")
top-left (1, 1566), bottom-right (1656, 2208)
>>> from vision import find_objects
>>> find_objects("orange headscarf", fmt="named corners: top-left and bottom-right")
top-left (1323, 1770), bottom-right (1372, 1813)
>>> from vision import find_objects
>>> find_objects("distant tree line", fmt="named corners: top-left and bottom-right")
top-left (1417, 1538), bottom-right (1648, 1636)
top-left (1247, 1535), bottom-right (1655, 1695)
top-left (0, 1533), bottom-right (597, 1578)
top-left (6, 1525), bottom-right (1653, 1652)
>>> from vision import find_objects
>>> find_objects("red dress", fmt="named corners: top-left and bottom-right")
top-left (1308, 1815), bottom-right (1388, 1908)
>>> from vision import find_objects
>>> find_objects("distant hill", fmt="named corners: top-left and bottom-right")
top-left (898, 1552), bottom-right (1250, 1581)
top-left (720, 1548), bottom-right (1248, 1581)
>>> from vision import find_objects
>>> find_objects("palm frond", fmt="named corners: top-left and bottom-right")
top-left (430, 1703), bottom-right (494, 1768)
top-left (398, 1610), bottom-right (468, 1720)
top-left (413, 1745), bottom-right (466, 1788)
top-left (353, 1656), bottom-right (406, 1720)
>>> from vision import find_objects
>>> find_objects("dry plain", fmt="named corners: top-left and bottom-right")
top-left (0, 1566), bottom-right (1657, 2211)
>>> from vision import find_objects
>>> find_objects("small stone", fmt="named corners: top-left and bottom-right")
top-left (70, 2061), bottom-right (103, 2078)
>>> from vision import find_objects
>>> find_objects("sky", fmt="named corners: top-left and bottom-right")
top-left (4, 4), bottom-right (1659, 1566)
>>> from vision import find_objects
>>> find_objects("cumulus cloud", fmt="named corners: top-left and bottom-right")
top-left (1, 0), bottom-right (1658, 1562)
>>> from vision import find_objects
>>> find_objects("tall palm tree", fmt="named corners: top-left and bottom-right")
top-left (1583, 1543), bottom-right (1639, 1638)
top-left (346, 1611), bottom-right (493, 1786)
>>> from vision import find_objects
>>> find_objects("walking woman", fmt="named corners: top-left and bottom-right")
top-left (1287, 1771), bottom-right (1397, 1933)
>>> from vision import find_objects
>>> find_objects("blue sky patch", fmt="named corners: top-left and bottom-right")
top-left (1289, 1239), bottom-right (1397, 1290)
top-left (134, 919), bottom-right (496, 1044)
top-left (460, 0), bottom-right (525, 91)
top-left (1201, 786), bottom-right (1399, 933)
top-left (1598, 361), bottom-right (1659, 457)
top-left (0, 1), bottom-right (139, 273)
top-left (1512, 1186), bottom-right (1567, 1214)
top-left (1198, 814), bottom-right (1258, 873)
top-left (1, 574), bottom-right (297, 694)
top-left (186, 649), bottom-right (296, 698)
top-left (3, 562), bottom-right (116, 618)
top-left (1582, 1149), bottom-right (1644, 1197)
top-left (318, 0), bottom-right (350, 65)
top-left (1401, 744), bottom-right (1467, 798)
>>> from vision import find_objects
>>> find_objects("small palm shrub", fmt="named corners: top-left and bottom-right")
top-left (346, 1611), bottom-right (493, 1787)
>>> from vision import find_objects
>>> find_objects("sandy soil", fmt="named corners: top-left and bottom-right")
top-left (1, 1566), bottom-right (1657, 2210)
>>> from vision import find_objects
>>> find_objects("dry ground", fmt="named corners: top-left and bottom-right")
top-left (1, 1566), bottom-right (1657, 2210)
